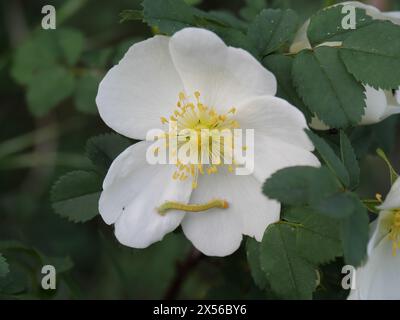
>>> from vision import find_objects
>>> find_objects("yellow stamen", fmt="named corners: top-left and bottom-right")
top-left (160, 117), bottom-right (169, 124)
top-left (160, 91), bottom-right (240, 189)
top-left (389, 209), bottom-right (400, 256)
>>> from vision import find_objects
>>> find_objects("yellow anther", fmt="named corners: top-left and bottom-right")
top-left (228, 107), bottom-right (236, 114)
top-left (165, 91), bottom-right (241, 190)
top-left (160, 117), bottom-right (169, 124)
top-left (179, 173), bottom-right (187, 181)
top-left (376, 193), bottom-right (383, 202)
top-left (389, 210), bottom-right (400, 256)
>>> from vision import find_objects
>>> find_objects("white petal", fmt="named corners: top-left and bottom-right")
top-left (253, 135), bottom-right (320, 183)
top-left (360, 86), bottom-right (389, 125)
top-left (309, 116), bottom-right (330, 131)
top-left (378, 177), bottom-right (400, 210)
top-left (381, 90), bottom-right (400, 120)
top-left (235, 176), bottom-right (280, 241)
top-left (347, 288), bottom-right (361, 300)
top-left (290, 20), bottom-right (311, 54)
top-left (169, 28), bottom-right (277, 112)
top-left (96, 36), bottom-right (184, 140)
top-left (396, 89), bottom-right (400, 105)
top-left (99, 141), bottom-right (192, 248)
top-left (367, 210), bottom-right (393, 255)
top-left (356, 235), bottom-right (400, 299)
top-left (236, 95), bottom-right (314, 150)
top-left (311, 86), bottom-right (398, 128)
top-left (181, 172), bottom-right (280, 256)
top-left (384, 11), bottom-right (400, 25)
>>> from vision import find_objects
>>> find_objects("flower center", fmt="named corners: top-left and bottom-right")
top-left (160, 91), bottom-right (241, 189)
top-left (389, 209), bottom-right (400, 256)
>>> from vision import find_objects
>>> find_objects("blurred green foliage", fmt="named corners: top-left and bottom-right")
top-left (0, 0), bottom-right (399, 300)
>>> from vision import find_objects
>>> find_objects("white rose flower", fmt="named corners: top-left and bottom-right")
top-left (348, 178), bottom-right (400, 299)
top-left (290, 1), bottom-right (400, 129)
top-left (96, 27), bottom-right (319, 257)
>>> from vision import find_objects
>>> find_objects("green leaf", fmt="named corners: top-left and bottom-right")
top-left (262, 54), bottom-right (311, 121)
top-left (239, 0), bottom-right (266, 22)
top-left (207, 11), bottom-right (247, 31)
top-left (292, 46), bottom-right (366, 128)
top-left (11, 29), bottom-right (84, 86)
top-left (142, 0), bottom-right (250, 50)
top-left (26, 66), bottom-right (75, 117)
top-left (263, 166), bottom-right (339, 207)
top-left (0, 241), bottom-right (73, 275)
top-left (306, 130), bottom-right (350, 187)
top-left (74, 74), bottom-right (100, 114)
top-left (340, 21), bottom-right (400, 90)
top-left (11, 32), bottom-right (58, 85)
top-left (247, 9), bottom-right (299, 58)
top-left (284, 208), bottom-right (342, 265)
top-left (51, 171), bottom-right (102, 223)
top-left (200, 21), bottom-right (250, 50)
top-left (312, 192), bottom-right (355, 218)
top-left (376, 148), bottom-right (399, 185)
top-left (82, 48), bottom-right (113, 68)
top-left (260, 223), bottom-right (317, 299)
top-left (86, 133), bottom-right (133, 172)
top-left (307, 6), bottom-right (373, 46)
top-left (340, 131), bottom-right (360, 189)
top-left (0, 254), bottom-right (9, 278)
top-left (57, 29), bottom-right (85, 66)
top-left (246, 237), bottom-right (267, 289)
top-left (142, 0), bottom-right (201, 34)
top-left (340, 195), bottom-right (369, 266)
